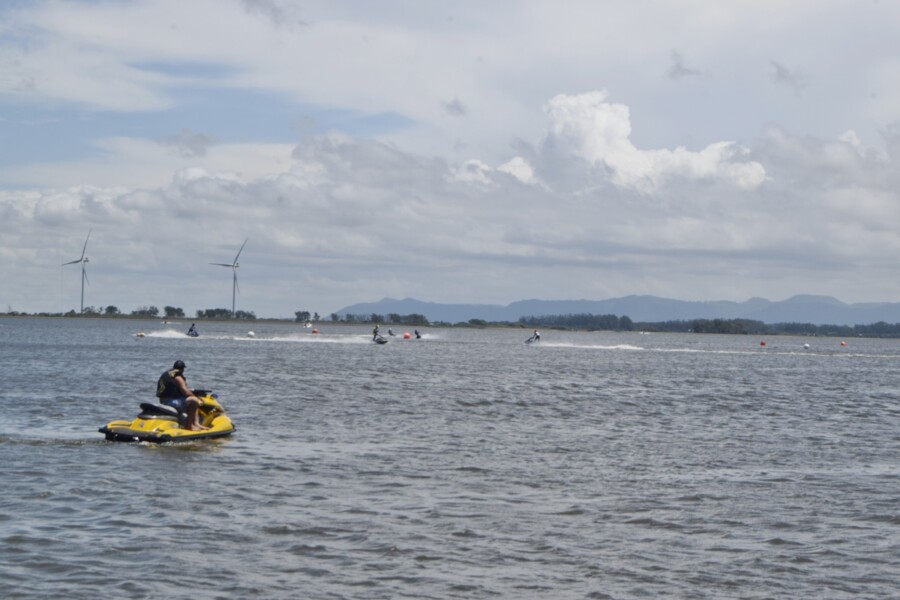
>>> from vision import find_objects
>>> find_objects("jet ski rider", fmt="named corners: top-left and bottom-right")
top-left (156, 360), bottom-right (207, 431)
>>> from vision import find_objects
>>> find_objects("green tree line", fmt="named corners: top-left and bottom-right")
top-left (519, 313), bottom-right (634, 331)
top-left (518, 313), bottom-right (900, 338)
top-left (2, 305), bottom-right (256, 320)
top-left (329, 313), bottom-right (431, 326)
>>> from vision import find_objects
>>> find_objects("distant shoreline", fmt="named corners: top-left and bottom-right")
top-left (4, 312), bottom-right (900, 338)
top-left (0, 313), bottom-right (292, 324)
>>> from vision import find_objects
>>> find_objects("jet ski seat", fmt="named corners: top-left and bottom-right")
top-left (138, 402), bottom-right (185, 424)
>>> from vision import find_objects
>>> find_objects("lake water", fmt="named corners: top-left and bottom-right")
top-left (1, 317), bottom-right (898, 599)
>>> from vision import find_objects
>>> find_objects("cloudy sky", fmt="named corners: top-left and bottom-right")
top-left (2, 0), bottom-right (900, 318)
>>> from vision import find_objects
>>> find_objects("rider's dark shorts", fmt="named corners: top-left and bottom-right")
top-left (161, 397), bottom-right (188, 411)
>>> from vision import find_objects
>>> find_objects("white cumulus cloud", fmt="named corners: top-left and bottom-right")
top-left (497, 157), bottom-right (537, 185)
top-left (540, 91), bottom-right (766, 193)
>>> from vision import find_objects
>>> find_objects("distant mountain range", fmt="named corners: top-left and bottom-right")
top-left (336, 295), bottom-right (900, 326)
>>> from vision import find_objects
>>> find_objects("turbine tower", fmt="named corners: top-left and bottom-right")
top-left (211, 238), bottom-right (248, 317)
top-left (63, 229), bottom-right (91, 313)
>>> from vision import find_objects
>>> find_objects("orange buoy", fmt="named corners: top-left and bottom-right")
top-left (312, 328), bottom-right (318, 334)
top-left (840, 340), bottom-right (846, 346)
top-left (760, 341), bottom-right (766, 346)
top-left (403, 332), bottom-right (411, 339)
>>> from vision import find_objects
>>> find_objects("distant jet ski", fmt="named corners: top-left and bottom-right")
top-left (99, 391), bottom-right (234, 443)
top-left (186, 323), bottom-right (199, 337)
top-left (373, 335), bottom-right (389, 344)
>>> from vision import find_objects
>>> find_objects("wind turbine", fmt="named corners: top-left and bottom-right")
top-left (211, 238), bottom-right (248, 316)
top-left (63, 229), bottom-right (91, 313)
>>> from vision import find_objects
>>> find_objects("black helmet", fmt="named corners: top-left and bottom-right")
top-left (173, 359), bottom-right (186, 371)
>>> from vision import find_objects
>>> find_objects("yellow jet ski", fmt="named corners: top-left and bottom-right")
top-left (99, 391), bottom-right (235, 443)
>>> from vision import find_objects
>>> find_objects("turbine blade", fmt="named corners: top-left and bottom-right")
top-left (233, 238), bottom-right (248, 264)
top-left (63, 259), bottom-right (81, 266)
top-left (80, 229), bottom-right (92, 261)
top-left (210, 263), bottom-right (233, 267)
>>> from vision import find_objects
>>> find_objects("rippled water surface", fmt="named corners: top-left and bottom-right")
top-left (1, 317), bottom-right (898, 599)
